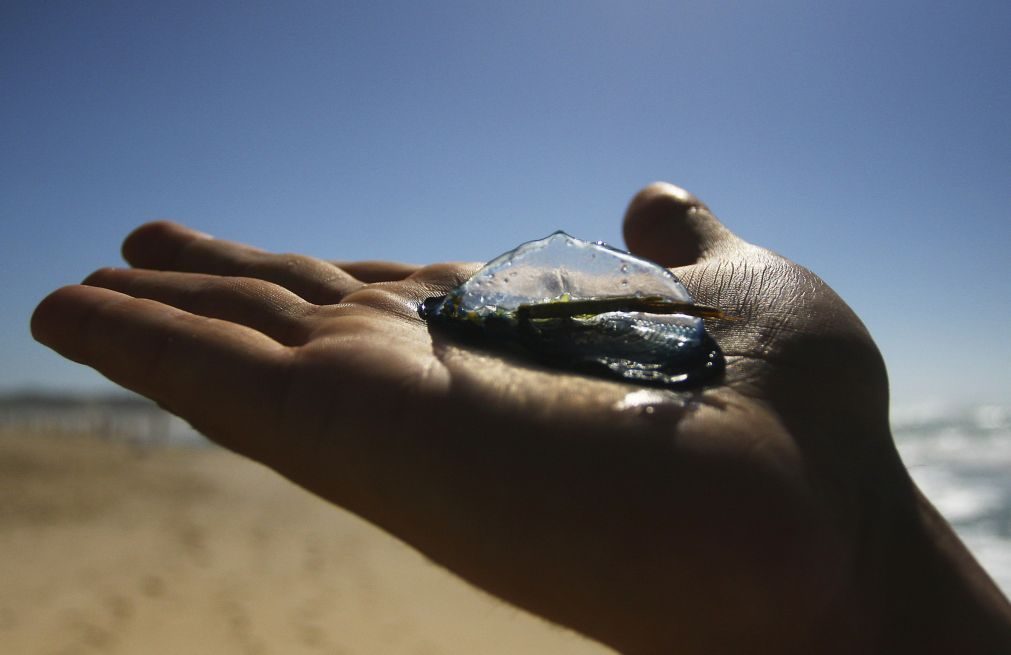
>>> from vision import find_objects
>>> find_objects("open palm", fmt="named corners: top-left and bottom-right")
top-left (32, 183), bottom-right (1009, 654)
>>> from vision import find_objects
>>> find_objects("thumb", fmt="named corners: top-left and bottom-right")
top-left (622, 182), bottom-right (742, 267)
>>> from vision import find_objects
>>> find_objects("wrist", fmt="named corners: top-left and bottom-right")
top-left (863, 474), bottom-right (1011, 653)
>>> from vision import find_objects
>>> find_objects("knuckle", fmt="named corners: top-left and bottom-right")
top-left (408, 262), bottom-right (478, 291)
top-left (81, 267), bottom-right (122, 286)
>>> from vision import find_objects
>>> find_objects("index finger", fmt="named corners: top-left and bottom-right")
top-left (31, 284), bottom-right (291, 459)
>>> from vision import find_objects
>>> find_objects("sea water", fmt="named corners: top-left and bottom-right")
top-left (894, 403), bottom-right (1011, 595)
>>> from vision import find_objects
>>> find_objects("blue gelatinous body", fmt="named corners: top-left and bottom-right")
top-left (423, 232), bottom-right (724, 389)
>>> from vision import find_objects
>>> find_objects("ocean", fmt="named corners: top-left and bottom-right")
top-left (893, 403), bottom-right (1011, 595)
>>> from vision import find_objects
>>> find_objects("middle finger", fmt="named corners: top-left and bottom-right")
top-left (83, 267), bottom-right (318, 346)
top-left (122, 221), bottom-right (363, 305)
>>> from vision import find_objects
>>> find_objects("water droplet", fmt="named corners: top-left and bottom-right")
top-left (620, 264), bottom-right (628, 273)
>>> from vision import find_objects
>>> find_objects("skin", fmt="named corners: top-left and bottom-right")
top-left (32, 183), bottom-right (1011, 653)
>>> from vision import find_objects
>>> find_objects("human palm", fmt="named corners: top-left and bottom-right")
top-left (32, 183), bottom-right (1009, 654)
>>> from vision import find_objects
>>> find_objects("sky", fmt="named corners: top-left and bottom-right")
top-left (2, 0), bottom-right (1009, 410)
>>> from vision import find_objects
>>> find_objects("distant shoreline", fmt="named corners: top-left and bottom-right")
top-left (0, 391), bottom-right (206, 447)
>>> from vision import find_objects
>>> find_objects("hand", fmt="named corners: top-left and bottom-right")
top-left (32, 183), bottom-right (1011, 653)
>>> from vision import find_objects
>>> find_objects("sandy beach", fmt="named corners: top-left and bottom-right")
top-left (0, 429), bottom-right (612, 655)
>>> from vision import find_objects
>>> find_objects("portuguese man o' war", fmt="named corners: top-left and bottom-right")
top-left (421, 231), bottom-right (726, 389)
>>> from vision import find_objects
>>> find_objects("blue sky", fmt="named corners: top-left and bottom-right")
top-left (2, 1), bottom-right (1009, 408)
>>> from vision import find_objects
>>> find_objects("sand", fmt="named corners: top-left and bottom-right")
top-left (0, 430), bottom-right (613, 655)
